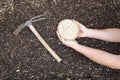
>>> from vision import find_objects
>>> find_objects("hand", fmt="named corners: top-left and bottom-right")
top-left (56, 31), bottom-right (78, 48)
top-left (73, 20), bottom-right (88, 37)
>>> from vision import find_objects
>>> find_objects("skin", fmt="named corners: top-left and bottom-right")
top-left (56, 20), bottom-right (120, 69)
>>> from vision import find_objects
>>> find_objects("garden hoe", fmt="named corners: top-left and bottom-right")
top-left (13, 14), bottom-right (62, 62)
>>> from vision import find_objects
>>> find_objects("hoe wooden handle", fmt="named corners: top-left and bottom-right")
top-left (29, 24), bottom-right (62, 62)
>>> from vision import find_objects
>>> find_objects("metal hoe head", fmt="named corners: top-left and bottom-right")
top-left (13, 14), bottom-right (46, 36)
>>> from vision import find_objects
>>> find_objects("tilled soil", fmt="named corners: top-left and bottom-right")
top-left (0, 0), bottom-right (120, 79)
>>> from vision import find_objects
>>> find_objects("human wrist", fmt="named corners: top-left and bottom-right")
top-left (70, 43), bottom-right (80, 50)
top-left (86, 28), bottom-right (95, 38)
top-left (77, 28), bottom-right (92, 38)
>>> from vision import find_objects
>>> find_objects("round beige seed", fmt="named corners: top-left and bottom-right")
top-left (57, 19), bottom-right (79, 40)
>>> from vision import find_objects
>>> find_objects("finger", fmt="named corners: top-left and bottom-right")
top-left (73, 20), bottom-right (85, 28)
top-left (73, 20), bottom-right (81, 26)
top-left (56, 31), bottom-right (65, 42)
top-left (56, 31), bottom-right (61, 39)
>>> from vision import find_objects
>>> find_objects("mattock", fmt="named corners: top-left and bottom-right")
top-left (13, 14), bottom-right (62, 62)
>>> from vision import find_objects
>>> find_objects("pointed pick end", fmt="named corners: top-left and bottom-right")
top-left (13, 24), bottom-right (25, 36)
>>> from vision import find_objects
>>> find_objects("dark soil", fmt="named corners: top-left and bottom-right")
top-left (0, 0), bottom-right (120, 80)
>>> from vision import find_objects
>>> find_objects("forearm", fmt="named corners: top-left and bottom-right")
top-left (71, 44), bottom-right (120, 69)
top-left (86, 28), bottom-right (120, 42)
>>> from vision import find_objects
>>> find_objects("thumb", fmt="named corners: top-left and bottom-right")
top-left (73, 20), bottom-right (81, 27)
